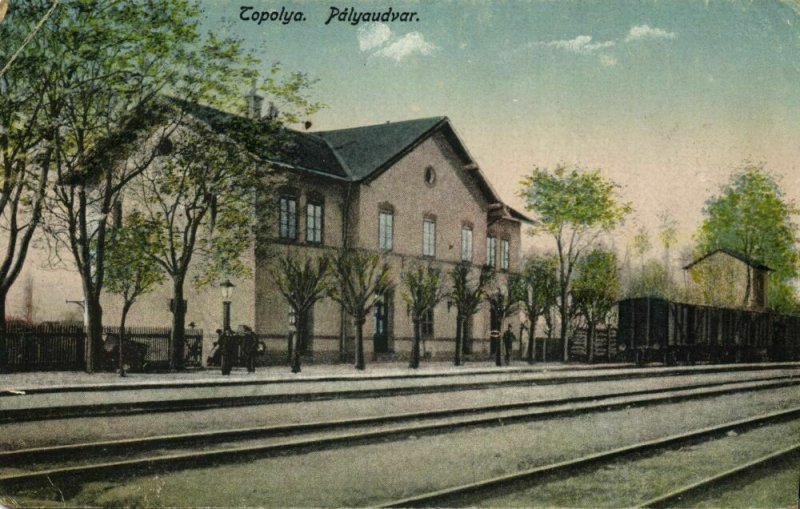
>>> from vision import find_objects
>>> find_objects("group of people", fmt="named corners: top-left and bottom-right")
top-left (215, 323), bottom-right (520, 373)
top-left (216, 326), bottom-right (259, 375)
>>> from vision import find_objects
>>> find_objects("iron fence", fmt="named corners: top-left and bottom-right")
top-left (1, 322), bottom-right (203, 372)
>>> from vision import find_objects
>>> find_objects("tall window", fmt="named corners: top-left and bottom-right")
top-left (501, 239), bottom-right (510, 270)
top-left (279, 196), bottom-right (297, 240)
top-left (379, 211), bottom-right (393, 250)
top-left (486, 236), bottom-right (496, 267)
top-left (423, 218), bottom-right (436, 257)
top-left (461, 226), bottom-right (473, 262)
top-left (306, 202), bottom-right (323, 244)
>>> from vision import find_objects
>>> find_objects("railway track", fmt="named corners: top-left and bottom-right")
top-left (379, 407), bottom-right (800, 508)
top-left (4, 365), bottom-right (800, 423)
top-left (4, 362), bottom-right (797, 397)
top-left (0, 376), bottom-right (797, 493)
top-left (637, 444), bottom-right (800, 508)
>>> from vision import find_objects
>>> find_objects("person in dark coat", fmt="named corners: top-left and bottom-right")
top-left (219, 329), bottom-right (233, 375)
top-left (241, 325), bottom-right (257, 373)
top-left (503, 323), bottom-right (516, 366)
top-left (490, 329), bottom-right (501, 367)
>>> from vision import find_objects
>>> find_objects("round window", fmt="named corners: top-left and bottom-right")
top-left (424, 166), bottom-right (436, 186)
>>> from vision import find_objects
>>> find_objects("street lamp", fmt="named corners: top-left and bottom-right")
top-left (220, 279), bottom-right (235, 332)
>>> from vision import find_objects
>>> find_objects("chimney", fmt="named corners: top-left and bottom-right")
top-left (245, 80), bottom-right (263, 120)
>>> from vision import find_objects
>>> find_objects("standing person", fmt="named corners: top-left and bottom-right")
top-left (219, 329), bottom-right (233, 376)
top-left (503, 323), bottom-right (516, 366)
top-left (491, 329), bottom-right (501, 367)
top-left (241, 325), bottom-right (257, 373)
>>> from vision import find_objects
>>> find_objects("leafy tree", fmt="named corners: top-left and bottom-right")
top-left (518, 164), bottom-right (631, 361)
top-left (685, 253), bottom-right (743, 308)
top-left (632, 225), bottom-right (651, 274)
top-left (447, 263), bottom-right (494, 366)
top-left (401, 264), bottom-right (447, 369)
top-left (37, 0), bottom-right (254, 372)
top-left (0, 1), bottom-right (55, 363)
top-left (624, 259), bottom-right (681, 301)
top-left (657, 211), bottom-right (678, 278)
top-left (571, 248), bottom-right (620, 362)
top-left (513, 254), bottom-right (558, 364)
top-left (486, 280), bottom-right (520, 367)
top-left (104, 213), bottom-right (165, 376)
top-left (329, 249), bottom-right (392, 370)
top-left (127, 115), bottom-right (268, 369)
top-left (270, 252), bottom-right (333, 373)
top-left (696, 163), bottom-right (799, 311)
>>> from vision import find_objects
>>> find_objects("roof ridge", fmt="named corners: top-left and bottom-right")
top-left (311, 116), bottom-right (447, 137)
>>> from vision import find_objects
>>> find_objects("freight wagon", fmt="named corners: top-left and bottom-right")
top-left (617, 297), bottom-right (800, 365)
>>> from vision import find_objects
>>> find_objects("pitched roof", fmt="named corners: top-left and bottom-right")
top-left (313, 117), bottom-right (446, 180)
top-left (150, 99), bottom-right (534, 222)
top-left (683, 248), bottom-right (773, 271)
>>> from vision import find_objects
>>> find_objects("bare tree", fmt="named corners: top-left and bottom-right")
top-left (447, 263), bottom-right (493, 366)
top-left (270, 252), bottom-right (333, 373)
top-left (330, 249), bottom-right (392, 370)
top-left (401, 264), bottom-right (447, 369)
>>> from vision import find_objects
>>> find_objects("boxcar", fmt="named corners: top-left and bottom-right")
top-left (616, 297), bottom-right (800, 364)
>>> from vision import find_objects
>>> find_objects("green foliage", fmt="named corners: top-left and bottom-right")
top-left (518, 163), bottom-right (631, 347)
top-left (104, 213), bottom-right (165, 307)
top-left (127, 123), bottom-right (262, 288)
top-left (401, 264), bottom-right (447, 321)
top-left (696, 163), bottom-right (799, 311)
top-left (657, 212), bottom-right (678, 251)
top-left (448, 263), bottom-right (494, 318)
top-left (513, 254), bottom-right (559, 322)
top-left (0, 1), bottom-right (55, 315)
top-left (572, 247), bottom-right (620, 327)
top-left (329, 249), bottom-right (392, 322)
top-left (518, 164), bottom-right (632, 237)
top-left (685, 254), bottom-right (745, 308)
top-left (624, 258), bottom-right (680, 301)
top-left (270, 253), bottom-right (333, 315)
top-left (632, 226), bottom-right (651, 261)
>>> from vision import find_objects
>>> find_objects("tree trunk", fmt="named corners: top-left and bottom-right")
top-left (587, 321), bottom-right (595, 363)
top-left (495, 324), bottom-right (503, 367)
top-left (454, 315), bottom-right (463, 366)
top-left (410, 319), bottom-right (421, 369)
top-left (85, 295), bottom-right (104, 374)
top-left (560, 287), bottom-right (570, 362)
top-left (119, 302), bottom-right (131, 377)
top-left (354, 317), bottom-right (366, 370)
top-left (292, 311), bottom-right (303, 373)
top-left (0, 294), bottom-right (6, 367)
top-left (526, 315), bottom-right (536, 364)
top-left (170, 278), bottom-right (187, 371)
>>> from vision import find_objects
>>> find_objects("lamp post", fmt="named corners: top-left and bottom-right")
top-left (220, 279), bottom-right (235, 332)
top-left (219, 279), bottom-right (235, 375)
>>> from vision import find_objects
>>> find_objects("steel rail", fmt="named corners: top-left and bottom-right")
top-left (2, 369), bottom-right (798, 424)
top-left (637, 444), bottom-right (800, 508)
top-left (0, 375), bottom-right (795, 465)
top-left (0, 374), bottom-right (791, 464)
top-left (378, 406), bottom-right (800, 508)
top-left (2, 362), bottom-right (797, 397)
top-left (0, 378), bottom-right (798, 490)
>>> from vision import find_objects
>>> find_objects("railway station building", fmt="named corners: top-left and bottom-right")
top-left (254, 111), bottom-right (531, 363)
top-left (98, 97), bottom-right (531, 364)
